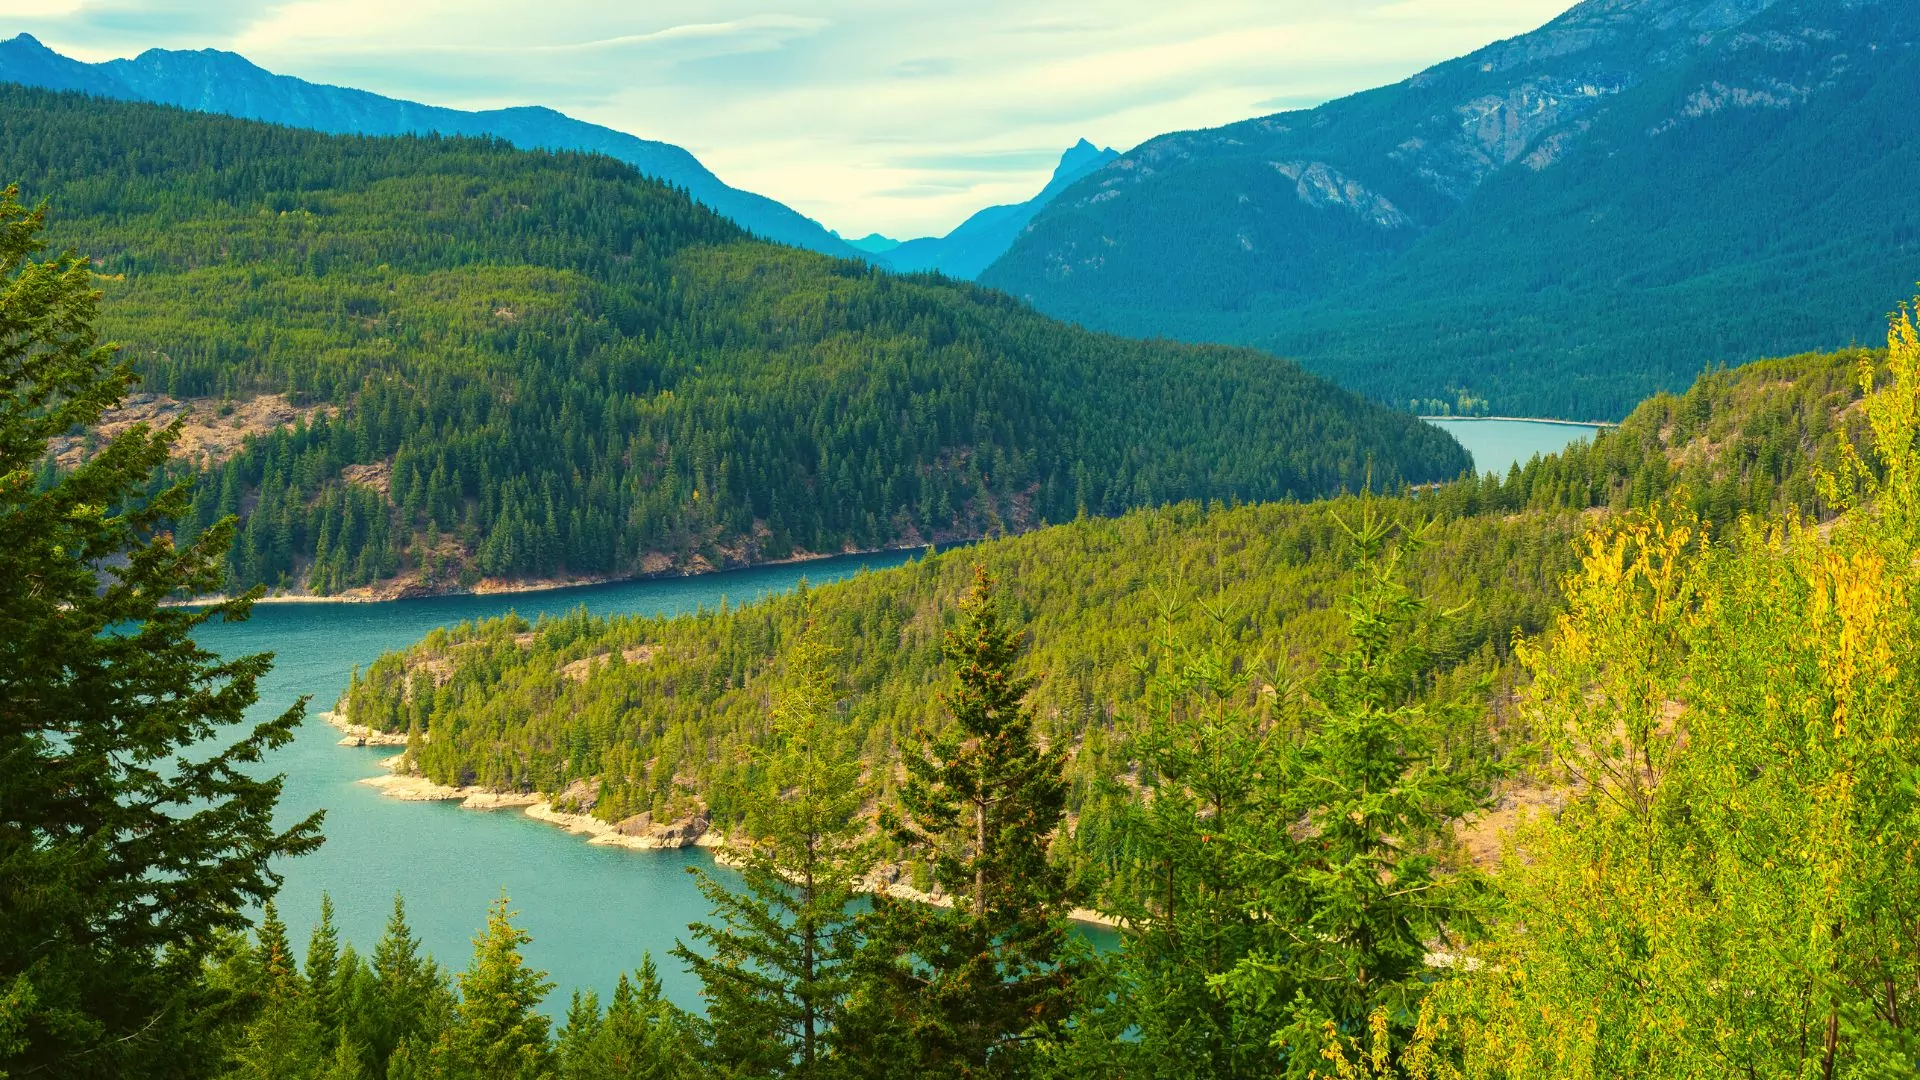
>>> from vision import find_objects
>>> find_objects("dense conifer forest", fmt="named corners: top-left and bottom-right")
top-left (0, 83), bottom-right (1465, 596)
top-left (340, 346), bottom-right (1874, 876)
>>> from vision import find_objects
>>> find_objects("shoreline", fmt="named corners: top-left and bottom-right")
top-left (1420, 414), bottom-right (1616, 428)
top-left (168, 540), bottom-right (946, 608)
top-left (352, 753), bottom-right (1119, 930)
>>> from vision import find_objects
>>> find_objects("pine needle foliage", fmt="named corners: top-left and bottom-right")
top-left (854, 565), bottom-right (1086, 1078)
top-left (0, 183), bottom-right (321, 1079)
top-left (675, 620), bottom-right (872, 1078)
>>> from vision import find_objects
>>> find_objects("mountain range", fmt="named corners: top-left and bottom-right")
top-left (0, 32), bottom-right (868, 259)
top-left (980, 0), bottom-right (1920, 419)
top-left (0, 33), bottom-right (1116, 283)
top-left (864, 139), bottom-right (1119, 280)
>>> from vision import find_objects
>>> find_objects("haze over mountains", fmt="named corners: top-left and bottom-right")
top-left (981, 0), bottom-right (1920, 418)
top-left (862, 139), bottom-right (1120, 280)
top-left (0, 32), bottom-right (868, 259)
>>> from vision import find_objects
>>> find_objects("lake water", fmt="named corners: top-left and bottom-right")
top-left (195, 550), bottom-right (924, 1012)
top-left (1425, 417), bottom-right (1606, 477)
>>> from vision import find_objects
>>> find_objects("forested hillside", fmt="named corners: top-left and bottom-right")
top-left (2, 84), bottom-right (1465, 596)
top-left (340, 346), bottom-right (1873, 861)
top-left (982, 0), bottom-right (1920, 419)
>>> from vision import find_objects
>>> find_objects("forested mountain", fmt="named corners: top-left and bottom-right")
top-left (340, 345), bottom-right (1872, 857)
top-left (4, 85), bottom-right (1464, 596)
top-left (872, 140), bottom-right (1119, 280)
top-left (981, 0), bottom-right (1920, 420)
top-left (0, 32), bottom-right (864, 258)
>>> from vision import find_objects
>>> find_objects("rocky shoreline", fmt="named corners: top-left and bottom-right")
top-left (321, 710), bottom-right (410, 747)
top-left (349, 749), bottom-right (1119, 929)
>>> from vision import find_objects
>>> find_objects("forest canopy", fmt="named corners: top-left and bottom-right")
top-left (0, 83), bottom-right (1466, 597)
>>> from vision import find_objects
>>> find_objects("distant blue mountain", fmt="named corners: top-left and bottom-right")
top-left (841, 232), bottom-right (902, 254)
top-left (875, 139), bottom-right (1118, 280)
top-left (0, 33), bottom-right (864, 259)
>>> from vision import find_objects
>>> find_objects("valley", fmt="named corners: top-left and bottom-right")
top-left (7, 0), bottom-right (1920, 1076)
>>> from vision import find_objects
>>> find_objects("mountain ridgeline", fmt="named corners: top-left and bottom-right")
top-left (868, 139), bottom-right (1120, 280)
top-left (981, 0), bottom-right (1920, 419)
top-left (0, 32), bottom-right (864, 259)
top-left (3, 85), bottom-right (1465, 596)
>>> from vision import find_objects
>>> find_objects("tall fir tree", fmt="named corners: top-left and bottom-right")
top-left (674, 621), bottom-right (871, 1079)
top-left (230, 902), bottom-right (323, 1080)
top-left (0, 185), bottom-right (321, 1078)
top-left (306, 895), bottom-right (342, 1054)
top-left (367, 895), bottom-right (450, 1073)
top-left (440, 896), bottom-right (555, 1080)
top-left (853, 566), bottom-right (1085, 1078)
top-left (1217, 511), bottom-right (1500, 1075)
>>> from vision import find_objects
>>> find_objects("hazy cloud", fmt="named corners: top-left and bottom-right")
top-left (16, 0), bottom-right (1573, 237)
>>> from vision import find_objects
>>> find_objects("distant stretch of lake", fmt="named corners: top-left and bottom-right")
top-left (1425, 417), bottom-right (1607, 477)
top-left (195, 551), bottom-right (924, 1014)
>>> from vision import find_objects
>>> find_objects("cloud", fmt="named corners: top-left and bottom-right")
top-left (15, 0), bottom-right (1575, 237)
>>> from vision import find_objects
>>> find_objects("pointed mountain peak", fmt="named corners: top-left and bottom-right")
top-left (1045, 138), bottom-right (1119, 194)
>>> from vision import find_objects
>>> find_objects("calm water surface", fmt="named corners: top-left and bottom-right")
top-left (196, 551), bottom-right (921, 1011)
top-left (1426, 417), bottom-right (1606, 477)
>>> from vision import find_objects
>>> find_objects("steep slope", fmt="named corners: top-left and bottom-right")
top-left (877, 139), bottom-right (1119, 280)
top-left (0, 33), bottom-right (863, 259)
top-left (5, 86), bottom-right (1465, 596)
top-left (336, 344), bottom-right (1871, 848)
top-left (982, 0), bottom-right (1920, 419)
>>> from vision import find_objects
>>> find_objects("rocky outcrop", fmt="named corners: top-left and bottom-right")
top-left (612, 809), bottom-right (711, 849)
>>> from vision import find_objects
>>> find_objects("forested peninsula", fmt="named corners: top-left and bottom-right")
top-left (2, 84), bottom-right (1464, 598)
top-left (342, 345), bottom-right (1871, 866)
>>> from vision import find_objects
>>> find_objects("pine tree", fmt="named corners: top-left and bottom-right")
top-left (855, 566), bottom-right (1085, 1078)
top-left (674, 621), bottom-right (871, 1078)
top-left (554, 990), bottom-right (604, 1080)
top-left (556, 957), bottom-right (696, 1080)
top-left (307, 895), bottom-right (343, 1053)
top-left (440, 895), bottom-right (555, 1080)
top-left (1054, 605), bottom-right (1288, 1080)
top-left (1217, 511), bottom-right (1500, 1075)
top-left (368, 895), bottom-right (449, 1073)
top-left (231, 902), bottom-right (324, 1080)
top-left (0, 185), bottom-right (322, 1078)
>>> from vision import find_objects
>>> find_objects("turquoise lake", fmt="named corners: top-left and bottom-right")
top-left (195, 550), bottom-right (924, 1013)
top-left (1425, 417), bottom-right (1607, 477)
top-left (189, 426), bottom-right (1599, 1011)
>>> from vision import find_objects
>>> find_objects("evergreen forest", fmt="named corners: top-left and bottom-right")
top-left (0, 84), bottom-right (1463, 597)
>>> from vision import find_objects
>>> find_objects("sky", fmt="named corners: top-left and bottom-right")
top-left (6, 1), bottom-right (1574, 238)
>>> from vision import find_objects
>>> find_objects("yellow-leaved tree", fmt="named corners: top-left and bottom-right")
top-left (1426, 302), bottom-right (1920, 1079)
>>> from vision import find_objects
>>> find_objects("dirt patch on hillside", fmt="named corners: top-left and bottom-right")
top-left (560, 646), bottom-right (659, 682)
top-left (52, 392), bottom-right (333, 469)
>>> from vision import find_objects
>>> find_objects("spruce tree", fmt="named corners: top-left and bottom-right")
top-left (230, 902), bottom-right (324, 1080)
top-left (855, 566), bottom-right (1084, 1078)
top-left (1218, 512), bottom-right (1499, 1074)
top-left (367, 895), bottom-right (449, 1072)
top-left (556, 957), bottom-right (696, 1080)
top-left (307, 895), bottom-right (342, 1053)
top-left (675, 622), bottom-right (870, 1078)
top-left (441, 896), bottom-right (555, 1080)
top-left (0, 186), bottom-right (321, 1078)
